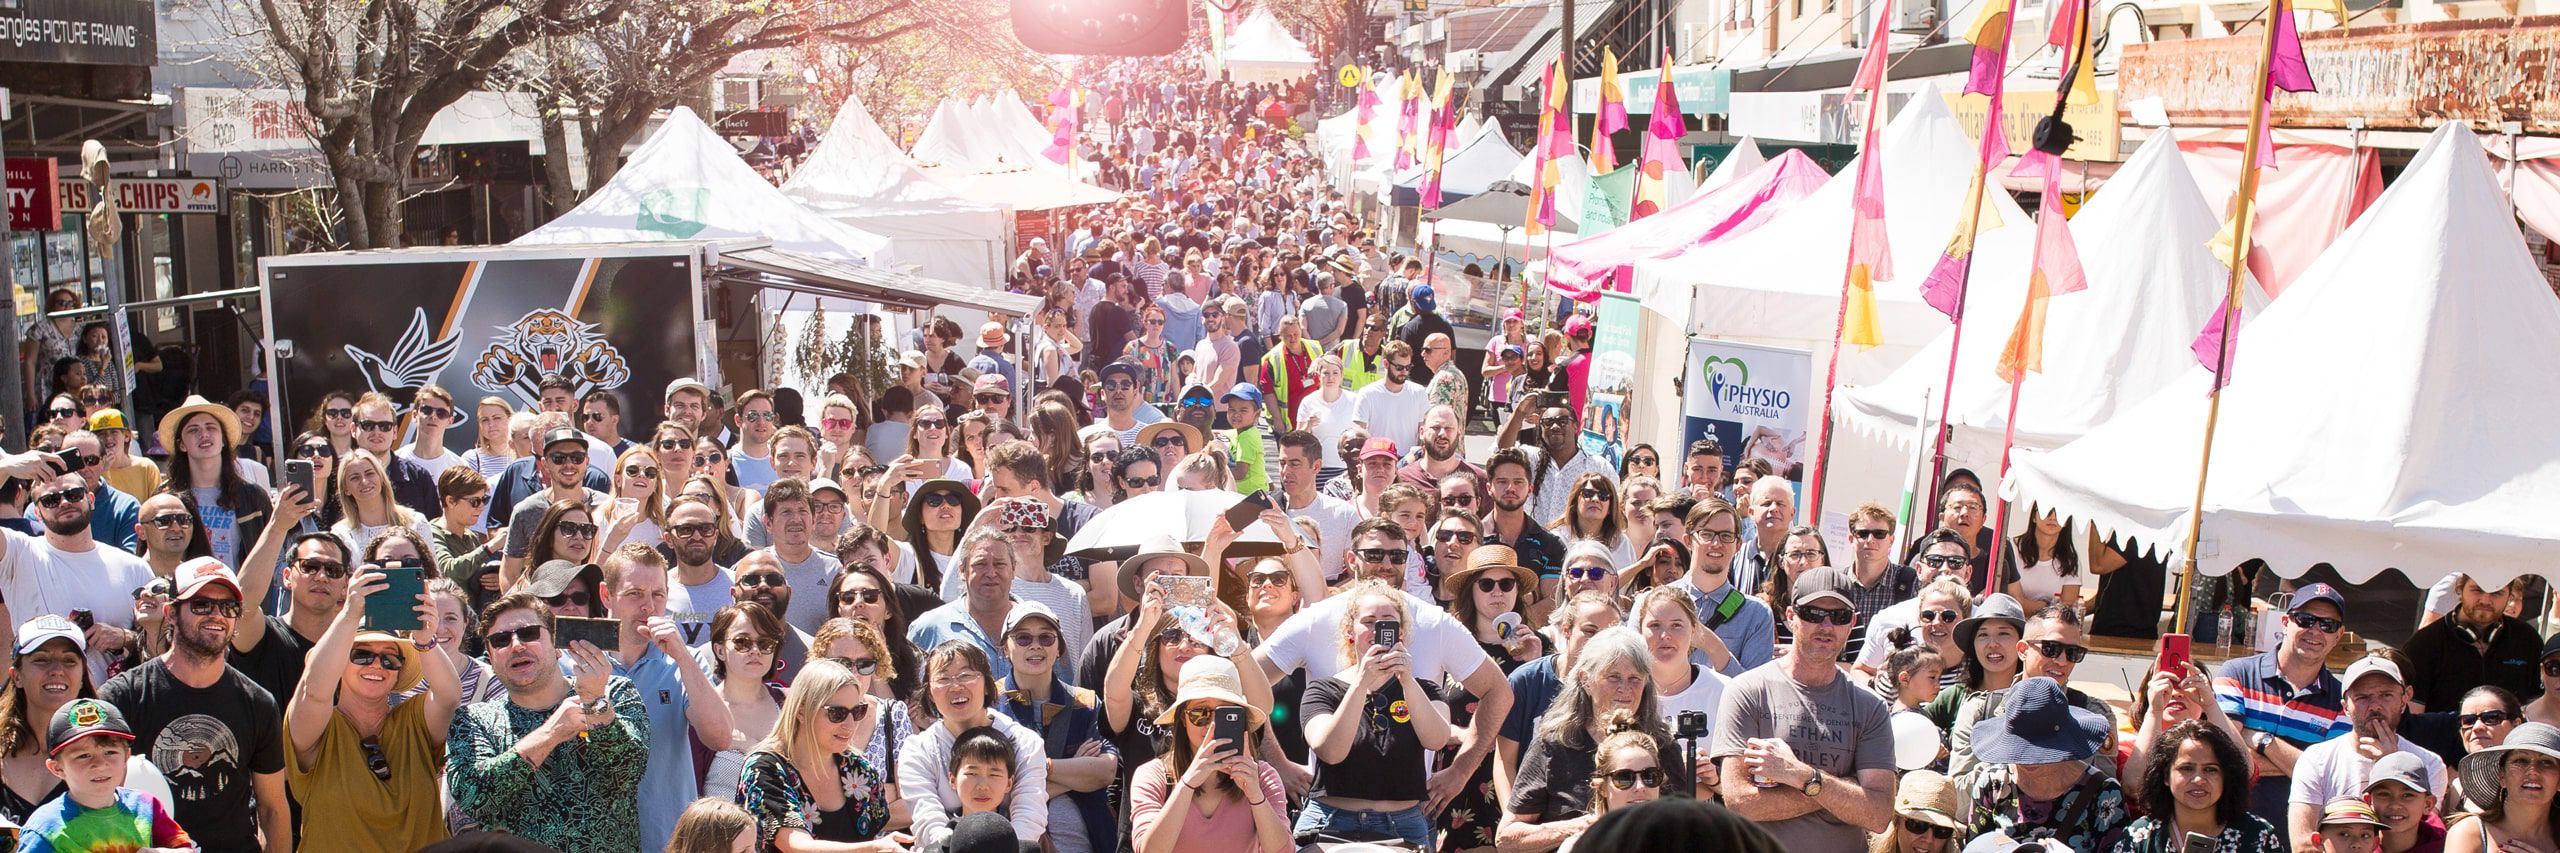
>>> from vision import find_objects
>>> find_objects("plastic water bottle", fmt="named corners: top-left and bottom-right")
top-left (2217, 607), bottom-right (2236, 655)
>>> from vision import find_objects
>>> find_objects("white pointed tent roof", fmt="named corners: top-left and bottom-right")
top-left (1390, 121), bottom-right (1520, 204)
top-left (985, 90), bottom-right (1074, 176)
top-left (909, 99), bottom-right (996, 171)
top-left (1628, 86), bottom-right (2030, 355)
top-left (782, 95), bottom-right (1009, 284)
top-left (1695, 137), bottom-right (1767, 195)
top-left (1836, 130), bottom-right (2265, 461)
top-left (2007, 123), bottom-right (2560, 587)
top-left (516, 107), bottom-right (888, 263)
top-left (1224, 8), bottom-right (1318, 83)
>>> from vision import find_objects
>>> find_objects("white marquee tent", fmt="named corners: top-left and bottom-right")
top-left (1836, 131), bottom-right (2264, 466)
top-left (1694, 138), bottom-right (1767, 195)
top-left (2007, 122), bottom-right (2560, 587)
top-left (1389, 121), bottom-right (1518, 205)
top-left (783, 95), bottom-right (1011, 285)
top-left (1223, 8), bottom-right (1318, 83)
top-left (516, 107), bottom-right (889, 264)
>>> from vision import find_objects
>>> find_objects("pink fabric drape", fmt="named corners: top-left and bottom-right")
top-left (1544, 149), bottom-right (1829, 301)
top-left (2179, 141), bottom-right (2383, 296)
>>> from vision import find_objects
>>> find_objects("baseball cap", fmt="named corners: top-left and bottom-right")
top-left (174, 556), bottom-right (244, 601)
top-left (1098, 361), bottom-right (1142, 383)
top-left (2289, 582), bottom-right (2347, 614)
top-left (808, 478), bottom-right (848, 500)
top-left (897, 350), bottom-right (927, 371)
top-left (1563, 314), bottom-right (1595, 337)
top-left (973, 374), bottom-right (1013, 397)
top-left (1357, 436), bottom-right (1400, 462)
top-left (1221, 383), bottom-right (1263, 404)
top-left (2320, 797), bottom-right (2387, 828)
top-left (540, 427), bottom-right (585, 451)
top-left (14, 615), bottom-right (84, 656)
top-left (2363, 751), bottom-right (2433, 796)
top-left (1791, 566), bottom-right (1856, 609)
top-left (2342, 656), bottom-right (2404, 690)
top-left (1411, 285), bottom-right (1437, 311)
top-left (46, 698), bottom-right (133, 756)
top-left (85, 409), bottom-right (128, 432)
top-left (664, 377), bottom-right (712, 400)
top-left (1004, 600), bottom-right (1062, 636)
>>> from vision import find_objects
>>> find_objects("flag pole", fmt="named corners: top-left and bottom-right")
top-left (1924, 169), bottom-right (1995, 518)
top-left (1986, 360), bottom-right (2026, 594)
top-left (2172, 0), bottom-right (2280, 636)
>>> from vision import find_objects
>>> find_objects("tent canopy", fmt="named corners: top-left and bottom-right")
top-left (516, 107), bottom-right (889, 264)
top-left (2007, 123), bottom-right (2560, 588)
top-left (1695, 137), bottom-right (1767, 195)
top-left (1224, 8), bottom-right (1317, 83)
top-left (920, 164), bottom-right (1123, 211)
top-left (1390, 122), bottom-right (1520, 205)
top-left (1544, 148), bottom-right (1828, 300)
top-left (1836, 130), bottom-right (2265, 460)
top-left (716, 246), bottom-right (1037, 315)
top-left (782, 95), bottom-right (1010, 284)
top-left (1630, 86), bottom-right (2030, 356)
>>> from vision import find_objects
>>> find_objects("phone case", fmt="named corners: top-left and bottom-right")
top-left (364, 567), bottom-right (426, 632)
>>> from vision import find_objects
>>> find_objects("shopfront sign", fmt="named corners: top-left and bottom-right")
top-left (0, 0), bottom-right (155, 67)
top-left (2120, 16), bottom-right (2560, 133)
top-left (177, 87), bottom-right (330, 190)
top-left (6, 158), bottom-right (59, 231)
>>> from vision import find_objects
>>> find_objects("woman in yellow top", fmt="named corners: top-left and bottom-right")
top-left (282, 534), bottom-right (462, 853)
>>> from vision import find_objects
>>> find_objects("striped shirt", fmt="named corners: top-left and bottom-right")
top-left (2213, 651), bottom-right (2349, 749)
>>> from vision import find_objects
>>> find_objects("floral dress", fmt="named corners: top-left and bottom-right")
top-left (1436, 641), bottom-right (1527, 851)
top-left (2108, 813), bottom-right (2283, 853)
top-left (738, 749), bottom-right (894, 852)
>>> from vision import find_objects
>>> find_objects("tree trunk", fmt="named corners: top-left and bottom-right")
top-left (582, 110), bottom-right (644, 196)
top-left (541, 96), bottom-right (578, 217)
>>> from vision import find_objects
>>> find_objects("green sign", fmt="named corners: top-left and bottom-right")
top-left (637, 188), bottom-right (710, 239)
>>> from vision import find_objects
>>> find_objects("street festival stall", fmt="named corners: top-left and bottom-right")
top-left (784, 94), bottom-right (1013, 287)
top-left (1692, 137), bottom-right (1767, 195)
top-left (1221, 7), bottom-right (1319, 84)
top-left (1388, 120), bottom-right (1516, 206)
top-left (1835, 130), bottom-right (2267, 477)
top-left (911, 94), bottom-right (1126, 258)
top-left (2006, 124), bottom-right (2560, 607)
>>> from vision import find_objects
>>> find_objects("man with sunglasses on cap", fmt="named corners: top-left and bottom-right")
top-left (1712, 567), bottom-right (1898, 853)
top-left (499, 426), bottom-right (607, 590)
top-left (102, 557), bottom-right (290, 853)
top-left (2216, 582), bottom-right (2357, 850)
top-left (0, 449), bottom-right (155, 681)
top-left (2288, 656), bottom-right (2447, 846)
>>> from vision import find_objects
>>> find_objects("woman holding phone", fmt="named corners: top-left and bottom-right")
top-left (600, 445), bottom-right (668, 551)
top-left (1298, 580), bottom-right (1451, 848)
top-left (1131, 656), bottom-right (1290, 853)
top-left (283, 548), bottom-right (461, 853)
top-left (2110, 721), bottom-right (2278, 853)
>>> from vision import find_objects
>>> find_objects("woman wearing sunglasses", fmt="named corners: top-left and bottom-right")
top-left (285, 430), bottom-right (345, 530)
top-left (40, 393), bottom-right (83, 436)
top-left (815, 394), bottom-right (866, 476)
top-left (1131, 655), bottom-right (1290, 853)
top-left (693, 436), bottom-right (757, 524)
top-left (1439, 548), bottom-right (1545, 851)
top-left (2450, 685), bottom-right (2529, 812)
top-left (737, 657), bottom-right (910, 853)
top-left (699, 602), bottom-right (786, 803)
top-left (1870, 770), bottom-right (1969, 853)
top-left (900, 479), bottom-right (979, 597)
top-left (600, 446), bottom-right (667, 552)
top-left (828, 530), bottom-right (924, 703)
top-left (650, 423), bottom-right (697, 498)
top-left (1618, 444), bottom-right (1661, 482)
top-left (305, 391), bottom-right (359, 459)
top-left (282, 549), bottom-right (460, 853)
top-left (998, 601), bottom-right (1120, 853)
top-left (811, 618), bottom-right (915, 787)
top-left (2527, 641), bottom-right (2560, 727)
top-left (1860, 578), bottom-right (1974, 704)
top-left (2110, 721), bottom-right (2276, 853)
top-left (526, 502), bottom-right (600, 585)
top-left (1558, 724), bottom-right (1671, 853)
top-left (1547, 473), bottom-right (1634, 571)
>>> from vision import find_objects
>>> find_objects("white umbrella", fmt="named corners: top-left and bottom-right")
top-left (1063, 489), bottom-right (1285, 561)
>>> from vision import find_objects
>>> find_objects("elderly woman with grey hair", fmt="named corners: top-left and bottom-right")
top-left (1497, 626), bottom-right (1693, 853)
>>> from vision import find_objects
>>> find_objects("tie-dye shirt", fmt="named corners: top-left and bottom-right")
top-left (16, 786), bottom-right (193, 853)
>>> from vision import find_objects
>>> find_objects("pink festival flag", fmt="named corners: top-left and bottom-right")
top-left (2193, 0), bottom-right (2319, 388)
top-left (1394, 72), bottom-right (1424, 171)
top-left (1421, 70), bottom-right (1457, 210)
top-left (1351, 76), bottom-right (1380, 164)
top-left (1593, 48), bottom-right (1629, 172)
top-left (1841, 0), bottom-right (1895, 347)
top-left (1919, 0), bottom-right (2017, 318)
top-left (1630, 47), bottom-right (1683, 221)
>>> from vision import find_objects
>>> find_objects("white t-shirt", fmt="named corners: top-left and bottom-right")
top-left (2289, 733), bottom-right (2447, 807)
top-left (1259, 590), bottom-right (1492, 683)
top-left (1858, 597), bottom-right (1924, 669)
top-left (1657, 664), bottom-right (1732, 736)
top-left (1285, 493), bottom-right (1362, 581)
top-left (2013, 558), bottom-right (2067, 607)
top-left (665, 566), bottom-right (735, 648)
top-left (235, 458), bottom-right (272, 490)
top-left (1353, 382), bottom-right (1430, 453)
top-left (399, 444), bottom-right (466, 480)
top-left (0, 529), bottom-right (152, 684)
top-left (1298, 389), bottom-right (1363, 469)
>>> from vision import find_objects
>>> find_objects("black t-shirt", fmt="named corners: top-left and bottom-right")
top-left (2089, 538), bottom-right (2168, 640)
top-left (102, 657), bottom-right (288, 853)
top-left (1301, 676), bottom-right (1441, 802)
top-left (1338, 281), bottom-right (1370, 326)
top-left (227, 615), bottom-right (315, 715)
top-left (1088, 302), bottom-right (1136, 374)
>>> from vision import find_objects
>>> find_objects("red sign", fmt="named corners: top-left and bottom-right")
top-left (6, 158), bottom-right (59, 231)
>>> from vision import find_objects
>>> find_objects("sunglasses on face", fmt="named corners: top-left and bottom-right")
top-left (294, 558), bottom-right (350, 578)
top-left (1579, 487), bottom-right (1611, 501)
top-left (736, 574), bottom-right (787, 589)
top-left (1442, 494), bottom-right (1475, 507)
top-left (182, 599), bottom-right (243, 618)
top-left (2463, 710), bottom-right (2520, 727)
top-left (1152, 435), bottom-right (1190, 449)
top-left (1627, 456), bottom-right (1656, 467)
top-left (415, 407), bottom-right (453, 421)
top-left (1565, 566), bottom-right (1610, 582)
top-left (484, 625), bottom-right (545, 650)
top-left (81, 395), bottom-right (112, 406)
top-left (740, 411), bottom-right (777, 423)
top-left (324, 408), bottom-right (354, 420)
top-left (1101, 380), bottom-right (1136, 391)
top-left (1604, 768), bottom-right (1663, 790)
top-left (822, 417), bottom-right (856, 430)
top-left (46, 408), bottom-right (78, 419)
top-left (556, 521), bottom-right (599, 539)
top-left (1009, 631), bottom-right (1059, 648)
top-left (1476, 576), bottom-right (1517, 593)
top-left (836, 588), bottom-right (884, 606)
top-left (656, 439), bottom-right (690, 451)
top-left (545, 591), bottom-right (592, 609)
top-left (1796, 605), bottom-right (1856, 626)
top-left (1121, 475), bottom-right (1162, 489)
top-left (820, 702), bottom-right (871, 724)
top-left (581, 412), bottom-right (608, 423)
top-left (2543, 659), bottom-right (2560, 678)
top-left (1180, 705), bottom-right (1242, 727)
top-left (725, 636), bottom-right (782, 654)
top-left (914, 418), bottom-right (950, 431)
top-left (920, 492), bottom-right (966, 509)
top-left (357, 419), bottom-right (397, 433)
top-left (1179, 397), bottom-right (1214, 408)
top-left (145, 513), bottom-right (195, 529)
top-left (2028, 639), bottom-right (2090, 662)
top-left (836, 656), bottom-right (881, 675)
top-left (1919, 554), bottom-right (1968, 568)
top-left (1355, 548), bottom-right (1407, 564)
top-left (349, 649), bottom-right (406, 671)
top-left (1903, 819), bottom-right (1955, 839)
top-left (693, 454), bottom-right (719, 468)
top-left (670, 523), bottom-right (719, 539)
top-left (623, 465), bottom-right (659, 479)
top-left (1917, 608), bottom-right (1963, 625)
top-left (32, 487), bottom-right (86, 509)
top-left (1852, 528), bottom-right (1894, 540)
top-left (299, 444), bottom-right (336, 458)
top-left (2288, 612), bottom-right (2345, 634)
top-left (1247, 571), bottom-right (1292, 588)
top-left (1435, 529), bottom-right (1478, 544)
top-left (548, 449), bottom-right (591, 465)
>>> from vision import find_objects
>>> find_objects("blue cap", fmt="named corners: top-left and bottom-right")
top-left (2289, 582), bottom-right (2346, 614)
top-left (1412, 285), bottom-right (1436, 311)
top-left (1221, 383), bottom-right (1263, 404)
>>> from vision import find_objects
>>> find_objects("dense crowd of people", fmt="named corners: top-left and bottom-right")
top-left (1, 54), bottom-right (2555, 853)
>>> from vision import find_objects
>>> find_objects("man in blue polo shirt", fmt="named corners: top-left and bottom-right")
top-left (910, 528), bottom-right (1020, 680)
top-left (2214, 582), bottom-right (2353, 850)
top-left (599, 544), bottom-right (734, 853)
top-left (1663, 498), bottom-right (1773, 676)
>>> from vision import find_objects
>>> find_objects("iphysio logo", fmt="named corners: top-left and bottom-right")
top-left (1703, 354), bottom-right (1791, 418)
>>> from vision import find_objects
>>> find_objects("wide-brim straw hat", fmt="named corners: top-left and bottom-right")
top-left (349, 630), bottom-right (425, 694)
top-left (158, 395), bottom-right (242, 452)
top-left (1153, 655), bottom-right (1267, 727)
top-left (1439, 544), bottom-right (1537, 601)
top-left (2460, 721), bottom-right (2560, 809)
top-left (1118, 532), bottom-right (1210, 602)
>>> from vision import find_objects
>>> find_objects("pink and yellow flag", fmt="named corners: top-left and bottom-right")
top-left (1840, 0), bottom-right (1896, 348)
top-left (1996, 169), bottom-right (2089, 382)
top-left (1629, 47), bottom-right (1683, 221)
top-left (1421, 70), bottom-right (1458, 210)
top-left (1394, 72), bottom-right (1424, 171)
top-left (1526, 58), bottom-right (1570, 236)
top-left (2194, 0), bottom-right (2322, 389)
top-left (1918, 0), bottom-right (2016, 318)
top-left (1351, 73), bottom-right (1381, 164)
top-left (1592, 48), bottom-right (1629, 172)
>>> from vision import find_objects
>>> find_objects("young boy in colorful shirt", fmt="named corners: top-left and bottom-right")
top-left (17, 698), bottom-right (194, 853)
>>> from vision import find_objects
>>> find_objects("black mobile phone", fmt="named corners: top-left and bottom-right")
top-left (1212, 706), bottom-right (1246, 752)
top-left (364, 562), bottom-right (426, 632)
top-left (52, 450), bottom-right (87, 474)
top-left (554, 616), bottom-right (622, 650)
top-left (1374, 619), bottom-right (1400, 650)
top-left (285, 459), bottom-right (315, 498)
top-left (2182, 832), bottom-right (2218, 853)
top-left (68, 609), bottom-right (92, 631)
top-left (1222, 491), bottom-right (1273, 531)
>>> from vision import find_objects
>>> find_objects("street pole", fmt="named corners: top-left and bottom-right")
top-left (0, 89), bottom-right (23, 450)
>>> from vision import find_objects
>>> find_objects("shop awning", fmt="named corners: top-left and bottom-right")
top-left (714, 246), bottom-right (1039, 315)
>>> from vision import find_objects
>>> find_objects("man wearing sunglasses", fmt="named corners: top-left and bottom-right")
top-left (232, 530), bottom-right (362, 708)
top-left (56, 431), bottom-right (138, 552)
top-left (2400, 574), bottom-right (2544, 713)
top-left (500, 426), bottom-right (609, 589)
top-left (599, 544), bottom-right (735, 853)
top-left (396, 384), bottom-right (467, 482)
top-left (351, 392), bottom-right (444, 518)
top-left (728, 390), bottom-right (784, 491)
top-left (1837, 503), bottom-right (1918, 663)
top-left (1097, 362), bottom-right (1168, 451)
top-left (1711, 567), bottom-right (1899, 853)
top-left (1352, 340), bottom-right (1427, 454)
top-left (1947, 606), bottom-right (2120, 781)
top-left (447, 590), bottom-right (646, 850)
top-left (101, 558), bottom-right (291, 853)
top-left (480, 412), bottom-right (609, 534)
top-left (2214, 582), bottom-right (2356, 849)
top-left (0, 451), bottom-right (154, 680)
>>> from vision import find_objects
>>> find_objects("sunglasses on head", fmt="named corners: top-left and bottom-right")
top-left (820, 702), bottom-right (871, 724)
top-left (1902, 819), bottom-right (1955, 839)
top-left (349, 648), bottom-right (406, 671)
top-left (32, 486), bottom-right (86, 509)
top-left (1603, 768), bottom-right (1663, 790)
top-left (2288, 612), bottom-right (2345, 633)
top-left (1355, 548), bottom-right (1408, 564)
top-left (1796, 605), bottom-right (1855, 626)
top-left (483, 625), bottom-right (544, 650)
top-left (2028, 639), bottom-right (2090, 663)
top-left (2462, 710), bottom-right (2520, 727)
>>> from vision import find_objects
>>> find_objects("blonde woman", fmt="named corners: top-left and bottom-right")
top-left (330, 449), bottom-right (431, 558)
top-left (461, 396), bottom-right (517, 480)
top-left (1296, 580), bottom-right (1451, 848)
top-left (808, 617), bottom-right (916, 778)
top-left (1556, 722), bottom-right (1673, 853)
top-left (601, 445), bottom-right (668, 551)
top-left (736, 658), bottom-right (908, 852)
top-left (815, 394), bottom-right (864, 475)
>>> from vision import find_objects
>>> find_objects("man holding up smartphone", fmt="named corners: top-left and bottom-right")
top-left (0, 449), bottom-right (154, 682)
top-left (599, 544), bottom-right (733, 853)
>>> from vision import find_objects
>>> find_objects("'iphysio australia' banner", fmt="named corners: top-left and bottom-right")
top-left (1683, 337), bottom-right (1810, 483)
